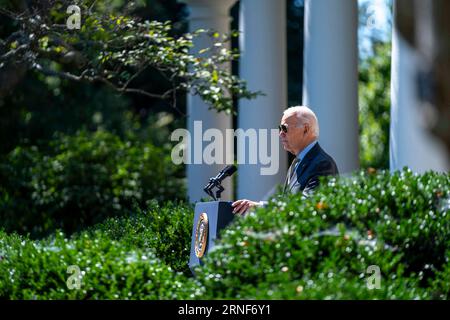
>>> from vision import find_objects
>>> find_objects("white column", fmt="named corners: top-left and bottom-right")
top-left (303, 0), bottom-right (359, 174)
top-left (182, 0), bottom-right (236, 202)
top-left (390, 18), bottom-right (449, 173)
top-left (237, 0), bottom-right (288, 200)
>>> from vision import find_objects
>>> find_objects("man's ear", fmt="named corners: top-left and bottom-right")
top-left (303, 124), bottom-right (309, 136)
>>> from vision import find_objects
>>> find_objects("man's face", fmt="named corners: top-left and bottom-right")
top-left (279, 113), bottom-right (305, 155)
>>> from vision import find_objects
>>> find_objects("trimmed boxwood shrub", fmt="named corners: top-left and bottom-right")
top-left (0, 230), bottom-right (202, 300)
top-left (0, 169), bottom-right (448, 300)
top-left (195, 169), bottom-right (450, 299)
top-left (87, 201), bottom-right (194, 274)
top-left (0, 130), bottom-right (185, 237)
top-left (0, 201), bottom-right (198, 299)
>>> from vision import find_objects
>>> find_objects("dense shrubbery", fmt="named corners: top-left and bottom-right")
top-left (0, 230), bottom-right (202, 299)
top-left (0, 169), bottom-right (448, 299)
top-left (0, 130), bottom-right (185, 237)
top-left (0, 202), bottom-right (199, 299)
top-left (88, 201), bottom-right (194, 274)
top-left (195, 169), bottom-right (450, 299)
top-left (359, 42), bottom-right (392, 169)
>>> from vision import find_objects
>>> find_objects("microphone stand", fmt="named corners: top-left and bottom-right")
top-left (203, 177), bottom-right (225, 201)
top-left (203, 165), bottom-right (236, 201)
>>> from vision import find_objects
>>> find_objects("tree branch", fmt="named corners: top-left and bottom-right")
top-left (0, 44), bottom-right (29, 62)
top-left (33, 63), bottom-right (174, 100)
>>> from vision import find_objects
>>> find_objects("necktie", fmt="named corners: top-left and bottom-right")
top-left (284, 157), bottom-right (299, 192)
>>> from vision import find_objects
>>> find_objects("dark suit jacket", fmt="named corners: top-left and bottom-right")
top-left (283, 143), bottom-right (339, 196)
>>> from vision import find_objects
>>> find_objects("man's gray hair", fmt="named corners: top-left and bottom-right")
top-left (283, 106), bottom-right (319, 137)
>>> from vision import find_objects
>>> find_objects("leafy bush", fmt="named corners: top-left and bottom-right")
top-left (1, 169), bottom-right (448, 300)
top-left (0, 130), bottom-right (185, 237)
top-left (359, 42), bottom-right (391, 169)
top-left (88, 201), bottom-right (194, 274)
top-left (0, 229), bottom-right (202, 299)
top-left (195, 169), bottom-right (450, 299)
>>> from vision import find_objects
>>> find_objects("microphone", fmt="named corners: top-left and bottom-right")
top-left (214, 165), bottom-right (237, 184)
top-left (203, 165), bottom-right (237, 200)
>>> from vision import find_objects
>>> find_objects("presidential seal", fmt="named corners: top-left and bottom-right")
top-left (194, 212), bottom-right (208, 258)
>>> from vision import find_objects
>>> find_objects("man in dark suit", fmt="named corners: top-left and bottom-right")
top-left (232, 106), bottom-right (339, 215)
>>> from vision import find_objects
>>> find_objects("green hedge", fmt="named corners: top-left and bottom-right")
top-left (0, 202), bottom-right (199, 299)
top-left (0, 230), bottom-right (202, 299)
top-left (0, 169), bottom-right (448, 299)
top-left (86, 201), bottom-right (194, 274)
top-left (0, 130), bottom-right (185, 237)
top-left (195, 169), bottom-right (450, 299)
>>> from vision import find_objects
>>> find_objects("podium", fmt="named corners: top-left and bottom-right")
top-left (189, 201), bottom-right (235, 274)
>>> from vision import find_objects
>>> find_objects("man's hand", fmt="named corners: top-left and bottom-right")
top-left (232, 199), bottom-right (259, 215)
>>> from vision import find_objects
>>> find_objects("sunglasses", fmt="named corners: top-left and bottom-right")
top-left (278, 124), bottom-right (288, 133)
